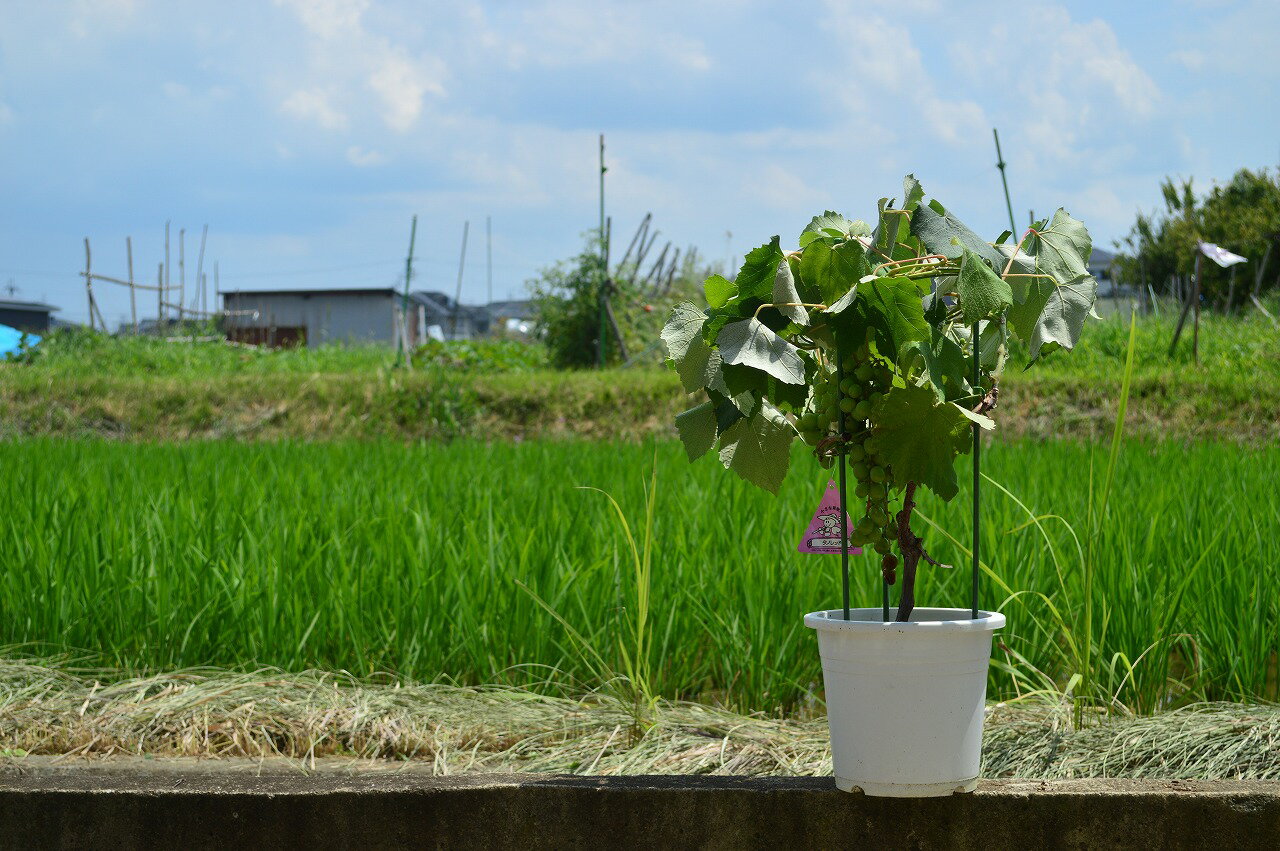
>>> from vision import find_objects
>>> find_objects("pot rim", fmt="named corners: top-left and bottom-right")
top-left (805, 607), bottom-right (1006, 633)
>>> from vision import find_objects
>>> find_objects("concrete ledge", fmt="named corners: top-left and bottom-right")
top-left (2, 766), bottom-right (1278, 850)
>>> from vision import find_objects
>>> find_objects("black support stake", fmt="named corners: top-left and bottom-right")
top-left (835, 345), bottom-right (851, 622)
top-left (971, 321), bottom-right (981, 620)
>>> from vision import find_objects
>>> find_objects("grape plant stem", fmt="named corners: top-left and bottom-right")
top-left (894, 481), bottom-right (921, 623)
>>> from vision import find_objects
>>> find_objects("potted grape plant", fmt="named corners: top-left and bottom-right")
top-left (661, 176), bottom-right (1098, 796)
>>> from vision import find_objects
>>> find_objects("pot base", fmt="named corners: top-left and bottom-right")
top-left (835, 776), bottom-right (978, 797)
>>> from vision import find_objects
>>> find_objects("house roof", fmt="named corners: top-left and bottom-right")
top-left (0, 298), bottom-right (59, 313)
top-left (484, 300), bottom-right (534, 320)
top-left (220, 287), bottom-right (398, 298)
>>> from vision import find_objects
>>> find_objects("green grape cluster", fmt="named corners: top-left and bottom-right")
top-left (795, 336), bottom-right (900, 579)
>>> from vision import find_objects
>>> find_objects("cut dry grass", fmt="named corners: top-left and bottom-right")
top-left (2, 658), bottom-right (1277, 780)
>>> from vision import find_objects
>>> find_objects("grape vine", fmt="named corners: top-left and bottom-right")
top-left (662, 175), bottom-right (1098, 621)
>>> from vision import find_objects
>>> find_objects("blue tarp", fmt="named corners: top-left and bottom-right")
top-left (0, 323), bottom-right (40, 358)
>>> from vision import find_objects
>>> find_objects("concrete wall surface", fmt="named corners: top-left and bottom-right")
top-left (1, 768), bottom-right (1278, 850)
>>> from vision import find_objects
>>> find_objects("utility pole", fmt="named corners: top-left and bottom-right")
top-left (992, 128), bottom-right (1018, 237)
top-left (598, 133), bottom-right (608, 367)
top-left (400, 214), bottom-right (418, 367)
top-left (485, 215), bottom-right (493, 306)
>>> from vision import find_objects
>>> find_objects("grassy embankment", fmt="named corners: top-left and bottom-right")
top-left (1, 312), bottom-right (1277, 441)
top-left (3, 437), bottom-right (1277, 715)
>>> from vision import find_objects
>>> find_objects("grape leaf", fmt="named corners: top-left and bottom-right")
top-left (772, 259), bottom-right (808, 325)
top-left (902, 174), bottom-right (924, 211)
top-left (957, 246), bottom-right (1012, 325)
top-left (978, 318), bottom-right (1009, 377)
top-left (674, 400), bottom-right (717, 461)
top-left (799, 238), bottom-right (870, 307)
top-left (859, 277), bottom-right (929, 358)
top-left (799, 212), bottom-right (870, 247)
top-left (871, 384), bottom-right (974, 501)
top-left (703, 275), bottom-right (736, 309)
top-left (909, 201), bottom-right (1005, 269)
top-left (900, 331), bottom-right (968, 403)
top-left (709, 391), bottom-right (748, 431)
top-left (734, 237), bottom-right (784, 302)
top-left (716, 401), bottom-right (793, 494)
top-left (999, 209), bottom-right (1098, 364)
top-left (661, 302), bottom-right (707, 367)
top-left (716, 319), bottom-right (806, 385)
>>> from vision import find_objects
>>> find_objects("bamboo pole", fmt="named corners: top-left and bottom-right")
top-left (178, 228), bottom-right (185, 324)
top-left (400, 214), bottom-right (417, 367)
top-left (127, 236), bottom-right (137, 333)
top-left (1192, 251), bottom-right (1203, 364)
top-left (163, 221), bottom-right (170, 326)
top-left (195, 224), bottom-right (208, 317)
top-left (450, 220), bottom-right (470, 339)
top-left (83, 238), bottom-right (94, 331)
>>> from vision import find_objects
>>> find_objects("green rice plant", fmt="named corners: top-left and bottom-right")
top-left (1, 434), bottom-right (1277, 713)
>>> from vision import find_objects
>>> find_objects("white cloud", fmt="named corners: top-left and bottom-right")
top-left (274, 0), bottom-right (370, 40)
top-left (162, 82), bottom-right (189, 100)
top-left (280, 88), bottom-right (348, 130)
top-left (367, 53), bottom-right (444, 132)
top-left (485, 1), bottom-right (712, 72)
top-left (823, 5), bottom-right (988, 148)
top-left (1173, 49), bottom-right (1205, 71)
top-left (0, 102), bottom-right (13, 125)
top-left (68, 0), bottom-right (140, 38)
top-left (274, 0), bottom-right (447, 133)
top-left (345, 145), bottom-right (384, 166)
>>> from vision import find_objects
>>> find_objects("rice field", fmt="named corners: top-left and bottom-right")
top-left (2, 438), bottom-right (1277, 714)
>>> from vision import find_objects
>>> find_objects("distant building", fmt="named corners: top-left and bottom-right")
top-left (219, 287), bottom-right (515, 348)
top-left (1089, 248), bottom-right (1116, 286)
top-left (0, 298), bottom-right (59, 333)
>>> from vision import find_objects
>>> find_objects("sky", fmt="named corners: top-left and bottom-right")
top-left (0, 0), bottom-right (1277, 326)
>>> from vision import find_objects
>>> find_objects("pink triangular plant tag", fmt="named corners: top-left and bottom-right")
top-left (798, 480), bottom-right (862, 555)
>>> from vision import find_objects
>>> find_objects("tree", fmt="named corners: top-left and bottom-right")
top-left (529, 232), bottom-right (716, 368)
top-left (1115, 168), bottom-right (1280, 310)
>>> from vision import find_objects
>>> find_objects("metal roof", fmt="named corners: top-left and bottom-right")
top-left (0, 298), bottom-right (59, 312)
top-left (219, 287), bottom-right (398, 298)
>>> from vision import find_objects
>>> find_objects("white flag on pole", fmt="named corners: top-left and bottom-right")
top-left (1197, 242), bottom-right (1248, 267)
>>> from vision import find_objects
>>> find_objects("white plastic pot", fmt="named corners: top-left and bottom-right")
top-left (804, 607), bottom-right (1006, 797)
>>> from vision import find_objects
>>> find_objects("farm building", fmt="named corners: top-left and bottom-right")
top-left (0, 298), bottom-right (59, 333)
top-left (219, 287), bottom-right (500, 348)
